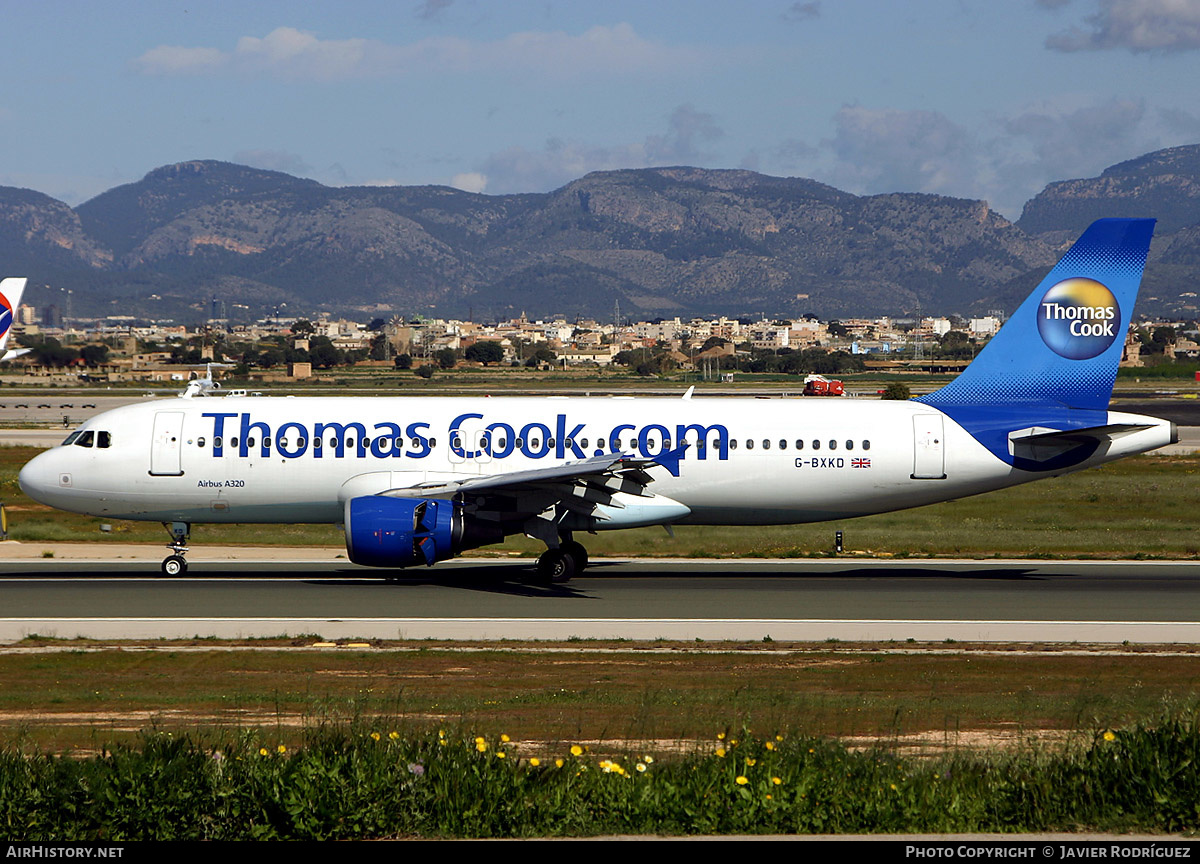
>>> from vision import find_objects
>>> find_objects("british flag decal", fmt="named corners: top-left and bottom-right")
top-left (851, 458), bottom-right (871, 468)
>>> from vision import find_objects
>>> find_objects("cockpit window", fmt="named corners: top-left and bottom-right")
top-left (62, 431), bottom-right (81, 446)
top-left (75, 431), bottom-right (95, 448)
top-left (97, 431), bottom-right (112, 449)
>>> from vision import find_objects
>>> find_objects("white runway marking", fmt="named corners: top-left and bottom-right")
top-left (4, 617), bottom-right (1200, 643)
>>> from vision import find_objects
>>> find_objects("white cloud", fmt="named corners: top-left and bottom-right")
top-left (1000, 98), bottom-right (1147, 180)
top-left (415, 0), bottom-right (454, 22)
top-left (476, 104), bottom-right (725, 194)
top-left (450, 172), bottom-right (488, 193)
top-left (783, 2), bottom-right (822, 22)
top-left (1046, 0), bottom-right (1200, 53)
top-left (132, 44), bottom-right (228, 75)
top-left (232, 149), bottom-right (312, 176)
top-left (821, 106), bottom-right (978, 197)
top-left (133, 23), bottom-right (707, 81)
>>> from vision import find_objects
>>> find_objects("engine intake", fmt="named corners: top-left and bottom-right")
top-left (344, 496), bottom-right (503, 567)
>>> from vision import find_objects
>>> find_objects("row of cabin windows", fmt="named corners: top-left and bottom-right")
top-left (195, 435), bottom-right (871, 453)
top-left (63, 430), bottom-right (112, 448)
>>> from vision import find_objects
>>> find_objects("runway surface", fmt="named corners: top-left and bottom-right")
top-left (3, 557), bottom-right (1200, 644)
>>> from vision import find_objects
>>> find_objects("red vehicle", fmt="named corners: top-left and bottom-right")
top-left (802, 374), bottom-right (845, 396)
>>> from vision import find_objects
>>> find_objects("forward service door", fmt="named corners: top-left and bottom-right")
top-left (149, 411), bottom-right (185, 476)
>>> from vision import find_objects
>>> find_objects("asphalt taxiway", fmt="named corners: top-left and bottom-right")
top-left (2, 556), bottom-right (1199, 644)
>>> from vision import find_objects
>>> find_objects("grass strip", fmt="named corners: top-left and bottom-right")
top-left (2, 721), bottom-right (1199, 838)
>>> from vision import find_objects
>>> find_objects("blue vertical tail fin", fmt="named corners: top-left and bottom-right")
top-left (919, 218), bottom-right (1154, 412)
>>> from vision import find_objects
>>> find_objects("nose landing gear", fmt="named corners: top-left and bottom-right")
top-left (161, 521), bottom-right (190, 575)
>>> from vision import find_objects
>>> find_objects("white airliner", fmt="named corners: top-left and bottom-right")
top-left (0, 278), bottom-right (31, 362)
top-left (17, 219), bottom-right (1176, 580)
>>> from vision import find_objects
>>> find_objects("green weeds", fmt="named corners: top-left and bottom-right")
top-left (2, 720), bottom-right (1198, 838)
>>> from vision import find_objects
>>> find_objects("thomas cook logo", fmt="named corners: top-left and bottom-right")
top-left (1036, 278), bottom-right (1120, 360)
top-left (0, 292), bottom-right (11, 340)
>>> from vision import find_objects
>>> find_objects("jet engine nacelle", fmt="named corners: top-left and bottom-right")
top-left (343, 496), bottom-right (503, 568)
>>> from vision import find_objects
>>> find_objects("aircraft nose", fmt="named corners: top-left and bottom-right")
top-left (18, 449), bottom-right (63, 506)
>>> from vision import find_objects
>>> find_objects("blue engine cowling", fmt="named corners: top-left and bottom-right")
top-left (343, 496), bottom-right (503, 567)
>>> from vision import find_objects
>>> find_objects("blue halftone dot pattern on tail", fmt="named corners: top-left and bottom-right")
top-left (918, 218), bottom-right (1155, 469)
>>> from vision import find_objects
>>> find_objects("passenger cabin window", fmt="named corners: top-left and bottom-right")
top-left (779, 439), bottom-right (787, 450)
top-left (729, 439), bottom-right (738, 450)
top-left (846, 440), bottom-right (854, 451)
top-left (746, 439), bottom-right (754, 450)
top-left (829, 440), bottom-right (837, 450)
top-left (795, 439), bottom-right (804, 450)
top-left (812, 440), bottom-right (820, 450)
top-left (75, 431), bottom-right (94, 448)
top-left (762, 439), bottom-right (771, 450)
top-left (863, 440), bottom-right (871, 451)
top-left (198, 437), bottom-right (206, 448)
top-left (213, 436), bottom-right (223, 449)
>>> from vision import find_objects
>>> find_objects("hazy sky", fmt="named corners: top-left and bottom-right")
top-left (3, 0), bottom-right (1199, 218)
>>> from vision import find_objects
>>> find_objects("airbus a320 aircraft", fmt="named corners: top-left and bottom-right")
top-left (18, 219), bottom-right (1175, 580)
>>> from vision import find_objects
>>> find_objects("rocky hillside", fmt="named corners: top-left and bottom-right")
top-left (1016, 145), bottom-right (1200, 319)
top-left (3, 148), bottom-right (1199, 322)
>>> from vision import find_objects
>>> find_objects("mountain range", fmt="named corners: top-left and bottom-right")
top-left (4, 145), bottom-right (1200, 323)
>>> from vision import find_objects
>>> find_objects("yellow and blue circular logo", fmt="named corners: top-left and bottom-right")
top-left (1036, 277), bottom-right (1120, 360)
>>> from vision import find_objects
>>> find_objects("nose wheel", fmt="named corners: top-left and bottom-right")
top-left (161, 521), bottom-right (191, 576)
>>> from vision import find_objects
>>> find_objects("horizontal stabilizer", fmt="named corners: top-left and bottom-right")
top-left (1008, 422), bottom-right (1154, 463)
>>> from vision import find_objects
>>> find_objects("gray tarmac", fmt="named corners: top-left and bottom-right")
top-left (2, 557), bottom-right (1199, 643)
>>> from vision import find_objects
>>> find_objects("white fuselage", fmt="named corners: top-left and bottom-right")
top-left (17, 394), bottom-right (1175, 527)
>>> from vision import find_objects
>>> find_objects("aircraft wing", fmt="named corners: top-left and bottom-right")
top-left (378, 447), bottom-right (689, 525)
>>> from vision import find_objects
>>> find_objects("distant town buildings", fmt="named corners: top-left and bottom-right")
top-left (5, 293), bottom-right (1198, 382)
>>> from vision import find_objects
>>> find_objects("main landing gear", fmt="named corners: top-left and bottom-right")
top-left (534, 534), bottom-right (589, 584)
top-left (161, 521), bottom-right (190, 575)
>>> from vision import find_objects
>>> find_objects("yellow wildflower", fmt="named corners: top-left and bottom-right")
top-left (277, 744), bottom-right (286, 754)
top-left (501, 734), bottom-right (510, 743)
top-left (496, 751), bottom-right (506, 759)
top-left (765, 742), bottom-right (775, 751)
top-left (389, 731), bottom-right (399, 740)
top-left (1103, 731), bottom-right (1116, 742)
top-left (530, 758), bottom-right (541, 767)
top-left (476, 741), bottom-right (488, 752)
top-left (259, 748), bottom-right (269, 756)
top-left (555, 759), bottom-right (564, 768)
top-left (370, 732), bottom-right (380, 741)
top-left (745, 758), bottom-right (757, 767)
top-left (772, 777), bottom-right (782, 785)
top-left (570, 745), bottom-right (583, 757)
top-left (716, 747), bottom-right (726, 758)
top-left (735, 776), bottom-right (748, 785)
